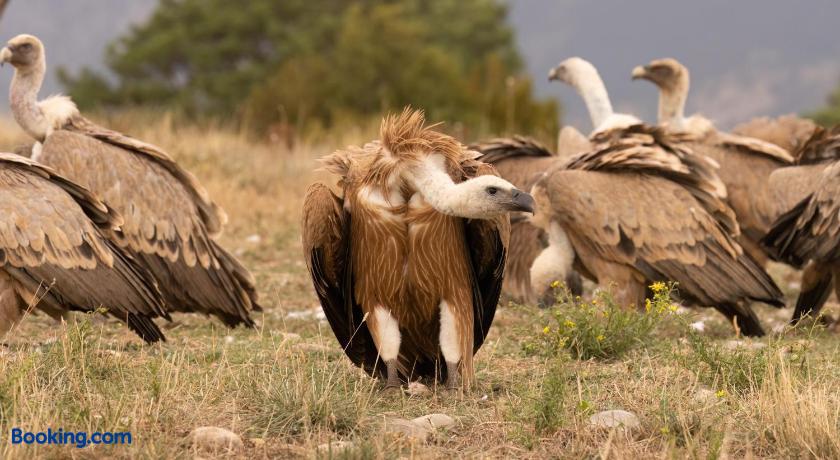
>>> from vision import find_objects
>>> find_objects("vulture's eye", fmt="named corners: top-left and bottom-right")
top-left (486, 187), bottom-right (498, 196)
top-left (19, 43), bottom-right (32, 51)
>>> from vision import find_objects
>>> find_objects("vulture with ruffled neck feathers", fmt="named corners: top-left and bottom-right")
top-left (0, 152), bottom-right (168, 342)
top-left (302, 109), bottom-right (533, 389)
top-left (530, 57), bottom-right (783, 336)
top-left (1, 34), bottom-right (260, 328)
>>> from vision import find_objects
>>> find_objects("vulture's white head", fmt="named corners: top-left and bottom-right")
top-left (446, 175), bottom-right (535, 219)
top-left (548, 57), bottom-right (601, 88)
top-left (0, 34), bottom-right (45, 73)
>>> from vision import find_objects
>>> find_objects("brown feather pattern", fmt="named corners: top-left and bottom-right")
top-left (0, 152), bottom-right (168, 342)
top-left (38, 117), bottom-right (259, 327)
top-left (534, 124), bottom-right (783, 336)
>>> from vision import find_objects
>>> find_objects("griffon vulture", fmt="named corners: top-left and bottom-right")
top-left (763, 127), bottom-right (840, 322)
top-left (0, 152), bottom-right (168, 342)
top-left (631, 58), bottom-right (839, 323)
top-left (302, 109), bottom-right (534, 389)
top-left (1, 34), bottom-right (259, 327)
top-left (631, 58), bottom-right (795, 265)
top-left (535, 57), bottom-right (784, 336)
top-left (471, 135), bottom-right (587, 304)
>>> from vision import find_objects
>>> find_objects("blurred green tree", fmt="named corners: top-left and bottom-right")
top-left (809, 85), bottom-right (840, 126)
top-left (60, 0), bottom-right (558, 138)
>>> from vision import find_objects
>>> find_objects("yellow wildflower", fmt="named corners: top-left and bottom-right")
top-left (550, 280), bottom-right (561, 289)
top-left (645, 298), bottom-right (652, 313)
top-left (596, 334), bottom-right (605, 342)
top-left (651, 281), bottom-right (666, 293)
top-left (668, 304), bottom-right (679, 313)
top-left (715, 389), bottom-right (727, 398)
top-left (660, 427), bottom-right (670, 435)
top-left (542, 326), bottom-right (551, 334)
top-left (563, 319), bottom-right (576, 329)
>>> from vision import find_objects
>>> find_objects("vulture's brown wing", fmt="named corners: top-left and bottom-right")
top-left (714, 132), bottom-right (794, 164)
top-left (0, 153), bottom-right (168, 342)
top-left (793, 126), bottom-right (840, 165)
top-left (301, 183), bottom-right (384, 378)
top-left (763, 162), bottom-right (840, 267)
top-left (540, 170), bottom-right (783, 312)
top-left (582, 124), bottom-right (739, 237)
top-left (463, 163), bottom-right (510, 351)
top-left (557, 126), bottom-right (593, 158)
top-left (40, 119), bottom-right (258, 327)
top-left (732, 115), bottom-right (818, 154)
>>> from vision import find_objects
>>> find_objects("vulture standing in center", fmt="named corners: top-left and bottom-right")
top-left (1, 34), bottom-right (259, 327)
top-left (302, 109), bottom-right (534, 389)
top-left (529, 57), bottom-right (783, 336)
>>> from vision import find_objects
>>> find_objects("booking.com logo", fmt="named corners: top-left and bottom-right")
top-left (10, 428), bottom-right (132, 448)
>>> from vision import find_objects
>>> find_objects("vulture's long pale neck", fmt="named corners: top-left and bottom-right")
top-left (10, 59), bottom-right (49, 141)
top-left (405, 155), bottom-right (491, 218)
top-left (569, 67), bottom-right (614, 130)
top-left (405, 156), bottom-right (465, 216)
top-left (659, 76), bottom-right (689, 129)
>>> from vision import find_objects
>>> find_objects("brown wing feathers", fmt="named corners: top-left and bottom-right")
top-left (763, 162), bottom-right (840, 267)
top-left (0, 153), bottom-right (168, 342)
top-left (40, 120), bottom-right (259, 327)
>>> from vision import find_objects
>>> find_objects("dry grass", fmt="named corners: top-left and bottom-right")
top-left (0, 114), bottom-right (838, 458)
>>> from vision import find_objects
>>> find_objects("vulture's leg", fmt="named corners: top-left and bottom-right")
top-left (791, 262), bottom-right (834, 324)
top-left (718, 303), bottom-right (765, 337)
top-left (439, 300), bottom-right (469, 390)
top-left (0, 272), bottom-right (25, 337)
top-left (371, 306), bottom-right (402, 388)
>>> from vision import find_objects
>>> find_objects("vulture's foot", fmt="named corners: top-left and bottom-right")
top-left (384, 359), bottom-right (401, 390)
top-left (445, 361), bottom-right (461, 390)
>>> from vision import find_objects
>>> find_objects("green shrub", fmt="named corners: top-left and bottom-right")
top-left (527, 282), bottom-right (678, 360)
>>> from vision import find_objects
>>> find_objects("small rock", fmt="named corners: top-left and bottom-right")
top-left (588, 410), bottom-right (640, 431)
top-left (406, 382), bottom-right (431, 396)
top-left (245, 234), bottom-right (261, 244)
top-left (224, 335), bottom-right (235, 344)
top-left (412, 413), bottom-right (455, 431)
top-left (383, 417), bottom-right (431, 442)
top-left (690, 320), bottom-right (706, 332)
top-left (316, 441), bottom-right (354, 455)
top-left (285, 307), bottom-right (327, 321)
top-left (189, 426), bottom-right (243, 453)
top-left (693, 388), bottom-right (717, 406)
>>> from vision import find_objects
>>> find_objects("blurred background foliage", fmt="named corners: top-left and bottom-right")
top-left (809, 86), bottom-right (840, 127)
top-left (58, 0), bottom-right (560, 141)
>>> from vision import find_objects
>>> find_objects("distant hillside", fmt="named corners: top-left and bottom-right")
top-left (1, 0), bottom-right (839, 129)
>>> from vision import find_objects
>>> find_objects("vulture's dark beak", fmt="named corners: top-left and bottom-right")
top-left (631, 65), bottom-right (649, 80)
top-left (509, 189), bottom-right (535, 214)
top-left (0, 47), bottom-right (10, 67)
top-left (548, 66), bottom-right (561, 82)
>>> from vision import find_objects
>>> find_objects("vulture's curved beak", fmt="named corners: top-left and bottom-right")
top-left (548, 67), bottom-right (560, 82)
top-left (509, 189), bottom-right (535, 214)
top-left (0, 47), bottom-right (11, 67)
top-left (631, 65), bottom-right (649, 80)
